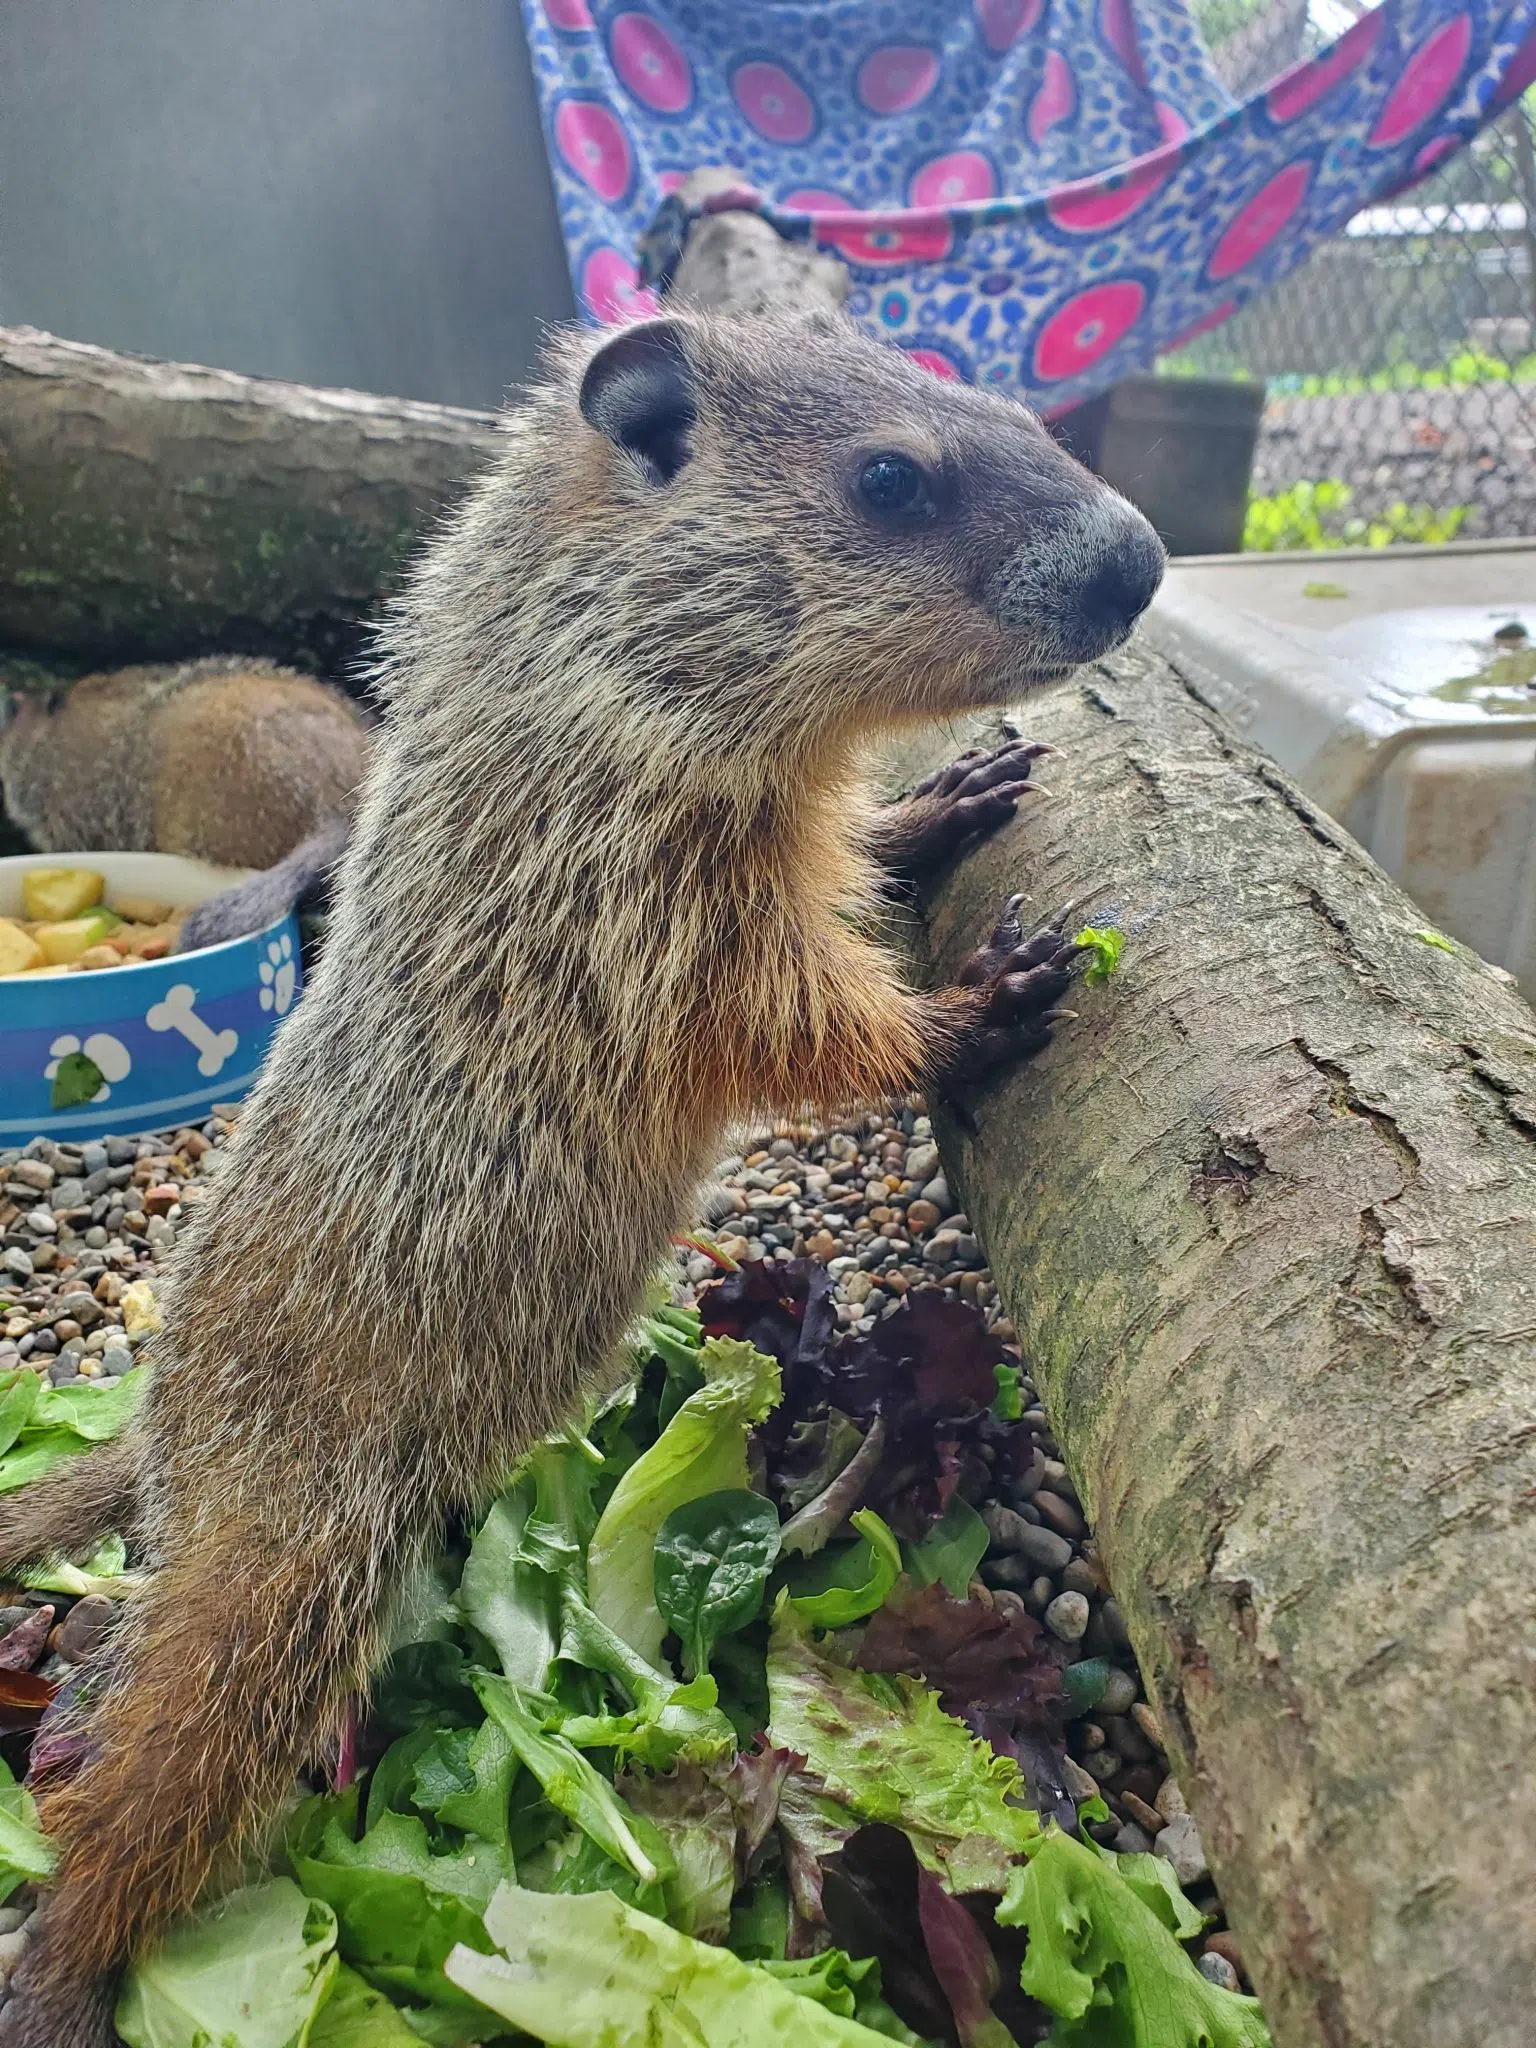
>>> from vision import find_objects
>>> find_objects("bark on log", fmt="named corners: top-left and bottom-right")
top-left (884, 650), bottom-right (1536, 2048)
top-left (0, 326), bottom-right (500, 678)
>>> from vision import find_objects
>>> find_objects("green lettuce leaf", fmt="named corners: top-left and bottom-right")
top-left (515, 1820), bottom-right (670, 1921)
top-left (0, 1372), bottom-right (40, 1457)
top-left (787, 1509), bottom-right (903, 1628)
top-left (444, 1882), bottom-right (917, 2046)
top-left (996, 1827), bottom-right (1271, 2048)
top-left (555, 1584), bottom-right (736, 1765)
top-left (289, 1800), bottom-right (507, 2030)
top-left (471, 1670), bottom-right (663, 1884)
top-left (115, 1879), bottom-right (339, 2048)
top-left (457, 1484), bottom-right (559, 1690)
top-left (756, 1948), bottom-right (932, 2040)
top-left (31, 1367), bottom-right (148, 1440)
top-left (766, 1599), bottom-right (1037, 1866)
top-left (309, 1964), bottom-right (426, 2046)
top-left (23, 1531), bottom-right (138, 1599)
top-left (0, 1755), bottom-right (54, 1903)
top-left (406, 1718), bottom-right (518, 1848)
top-left (587, 1337), bottom-right (781, 1664)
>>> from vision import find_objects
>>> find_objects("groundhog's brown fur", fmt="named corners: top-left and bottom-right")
top-left (0, 656), bottom-right (370, 870)
top-left (0, 308), bottom-right (1160, 2044)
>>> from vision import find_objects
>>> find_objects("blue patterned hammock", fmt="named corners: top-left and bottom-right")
top-left (521, 0), bottom-right (1536, 409)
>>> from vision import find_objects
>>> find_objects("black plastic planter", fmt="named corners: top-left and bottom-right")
top-left (1048, 374), bottom-right (1266, 558)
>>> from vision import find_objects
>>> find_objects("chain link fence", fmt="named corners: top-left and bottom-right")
top-left (1166, 3), bottom-right (1536, 545)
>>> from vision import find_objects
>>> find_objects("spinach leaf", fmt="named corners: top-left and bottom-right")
top-left (654, 1489), bottom-right (782, 1679)
top-left (903, 1497), bottom-right (990, 1600)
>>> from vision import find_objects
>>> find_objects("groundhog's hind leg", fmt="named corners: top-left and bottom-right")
top-left (0, 1434), bottom-right (141, 1577)
top-left (0, 1515), bottom-right (399, 2048)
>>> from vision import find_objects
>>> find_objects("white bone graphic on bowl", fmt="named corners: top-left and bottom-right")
top-left (146, 985), bottom-right (239, 1077)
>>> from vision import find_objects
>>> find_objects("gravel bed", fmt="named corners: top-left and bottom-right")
top-left (0, 1101), bottom-right (1250, 2003)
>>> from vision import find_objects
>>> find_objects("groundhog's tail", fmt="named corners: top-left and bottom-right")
top-left (174, 815), bottom-right (351, 953)
top-left (0, 1435), bottom-right (141, 1576)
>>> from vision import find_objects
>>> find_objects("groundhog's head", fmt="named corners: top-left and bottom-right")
top-left (534, 308), bottom-right (1163, 746)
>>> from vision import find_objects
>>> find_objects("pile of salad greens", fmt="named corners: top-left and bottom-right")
top-left (16, 1265), bottom-right (1269, 2047)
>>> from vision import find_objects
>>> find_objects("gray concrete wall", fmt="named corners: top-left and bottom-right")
top-left (0, 0), bottom-right (576, 409)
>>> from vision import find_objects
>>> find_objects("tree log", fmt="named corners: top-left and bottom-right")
top-left (884, 650), bottom-right (1536, 2048)
top-left (0, 326), bottom-right (500, 678)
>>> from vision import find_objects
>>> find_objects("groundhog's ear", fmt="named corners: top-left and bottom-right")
top-left (578, 319), bottom-right (696, 487)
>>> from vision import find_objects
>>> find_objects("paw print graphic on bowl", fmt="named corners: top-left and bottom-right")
top-left (44, 1032), bottom-right (132, 1105)
top-left (259, 933), bottom-right (297, 1016)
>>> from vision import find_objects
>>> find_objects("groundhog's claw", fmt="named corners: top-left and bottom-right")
top-left (877, 740), bottom-right (1049, 882)
top-left (939, 898), bottom-right (1090, 1085)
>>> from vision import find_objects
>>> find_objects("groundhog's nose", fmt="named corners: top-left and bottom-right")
top-left (987, 494), bottom-right (1165, 668)
top-left (1075, 521), bottom-right (1165, 638)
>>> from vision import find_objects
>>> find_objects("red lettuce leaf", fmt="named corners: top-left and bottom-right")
top-left (857, 1582), bottom-right (1066, 1744)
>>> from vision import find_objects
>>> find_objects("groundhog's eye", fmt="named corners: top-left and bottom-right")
top-left (858, 453), bottom-right (930, 519)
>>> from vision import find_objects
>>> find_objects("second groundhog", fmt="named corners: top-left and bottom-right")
top-left (0, 307), bottom-right (1162, 2046)
top-left (0, 657), bottom-right (370, 939)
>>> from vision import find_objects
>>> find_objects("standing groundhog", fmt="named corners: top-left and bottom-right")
top-left (0, 657), bottom-right (370, 943)
top-left (0, 308), bottom-right (1161, 2045)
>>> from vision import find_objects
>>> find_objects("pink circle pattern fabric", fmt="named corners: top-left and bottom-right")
top-left (856, 44), bottom-right (941, 114)
top-left (525, 0), bottom-right (1536, 412)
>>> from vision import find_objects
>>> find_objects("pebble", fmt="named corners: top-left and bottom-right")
top-left (1034, 1489), bottom-right (1086, 1539)
top-left (1060, 1756), bottom-right (1099, 1803)
top-left (1197, 1952), bottom-right (1240, 1994)
top-left (1099, 1666), bottom-right (1139, 1716)
top-left (1112, 1822), bottom-right (1155, 1855)
top-left (1045, 1591), bottom-right (1090, 1642)
top-left (1204, 1932), bottom-right (1243, 1976)
top-left (0, 1930), bottom-right (26, 1984)
top-left (1131, 1702), bottom-right (1166, 1753)
top-left (1155, 1814), bottom-right (1209, 1887)
top-left (904, 1143), bottom-right (940, 1182)
top-left (57, 1594), bottom-right (118, 1664)
top-left (1155, 1775), bottom-right (1187, 1822)
top-left (1121, 1791), bottom-right (1165, 1835)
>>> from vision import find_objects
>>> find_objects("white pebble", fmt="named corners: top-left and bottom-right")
top-left (1044, 1591), bottom-right (1090, 1642)
top-left (1154, 1813), bottom-right (1209, 1887)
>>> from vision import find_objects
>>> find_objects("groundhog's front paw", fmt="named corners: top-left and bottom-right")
top-left (938, 894), bottom-right (1087, 1085)
top-left (878, 738), bottom-right (1050, 883)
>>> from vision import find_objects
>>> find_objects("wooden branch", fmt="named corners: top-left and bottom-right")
top-left (886, 653), bottom-right (1536, 2048)
top-left (0, 326), bottom-right (501, 678)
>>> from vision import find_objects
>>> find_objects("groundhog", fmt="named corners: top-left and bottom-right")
top-left (0, 657), bottom-right (369, 944)
top-left (0, 308), bottom-right (1161, 2045)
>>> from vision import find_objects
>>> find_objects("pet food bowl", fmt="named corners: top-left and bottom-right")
top-left (0, 852), bottom-right (301, 1145)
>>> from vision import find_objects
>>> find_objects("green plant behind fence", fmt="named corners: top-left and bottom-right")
top-left (1243, 479), bottom-right (1472, 551)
